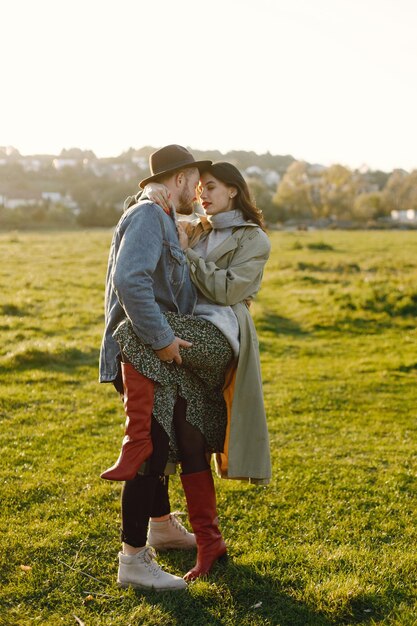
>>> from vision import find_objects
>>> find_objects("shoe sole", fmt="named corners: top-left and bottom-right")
top-left (149, 544), bottom-right (196, 551)
top-left (183, 551), bottom-right (228, 582)
top-left (117, 581), bottom-right (187, 592)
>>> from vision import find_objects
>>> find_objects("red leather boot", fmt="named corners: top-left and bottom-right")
top-left (180, 470), bottom-right (227, 580)
top-left (101, 363), bottom-right (154, 481)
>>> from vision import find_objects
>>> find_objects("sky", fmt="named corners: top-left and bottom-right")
top-left (1, 0), bottom-right (416, 172)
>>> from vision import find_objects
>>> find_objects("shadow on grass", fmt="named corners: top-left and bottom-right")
top-left (396, 362), bottom-right (417, 373)
top-left (296, 261), bottom-right (360, 273)
top-left (145, 561), bottom-right (330, 626)
top-left (257, 312), bottom-right (308, 337)
top-left (4, 541), bottom-right (401, 625)
top-left (312, 316), bottom-right (412, 336)
top-left (0, 346), bottom-right (99, 372)
top-left (144, 558), bottom-right (389, 626)
top-left (3, 484), bottom-right (56, 511)
top-left (0, 303), bottom-right (29, 316)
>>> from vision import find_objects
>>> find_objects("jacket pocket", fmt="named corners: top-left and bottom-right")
top-left (169, 244), bottom-right (186, 264)
top-left (167, 243), bottom-right (186, 286)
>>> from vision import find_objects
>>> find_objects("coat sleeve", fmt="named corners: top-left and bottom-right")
top-left (186, 229), bottom-right (270, 306)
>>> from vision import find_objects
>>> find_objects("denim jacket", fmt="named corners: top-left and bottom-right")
top-left (99, 198), bottom-right (197, 382)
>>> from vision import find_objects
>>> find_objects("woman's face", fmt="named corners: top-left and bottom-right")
top-left (198, 172), bottom-right (237, 216)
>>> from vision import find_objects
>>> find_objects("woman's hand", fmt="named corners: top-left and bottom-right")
top-left (177, 222), bottom-right (189, 250)
top-left (144, 183), bottom-right (172, 212)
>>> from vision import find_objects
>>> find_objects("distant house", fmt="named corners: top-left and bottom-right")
top-left (109, 163), bottom-right (133, 181)
top-left (391, 209), bottom-right (417, 223)
top-left (263, 170), bottom-right (281, 188)
top-left (245, 166), bottom-right (281, 189)
top-left (245, 165), bottom-right (263, 178)
top-left (1, 190), bottom-right (43, 209)
top-left (83, 159), bottom-right (135, 181)
top-left (131, 156), bottom-right (148, 169)
top-left (52, 158), bottom-right (78, 170)
top-left (0, 190), bottom-right (79, 212)
top-left (42, 191), bottom-right (63, 204)
top-left (83, 160), bottom-right (106, 177)
top-left (19, 158), bottom-right (43, 172)
top-left (42, 191), bottom-right (79, 212)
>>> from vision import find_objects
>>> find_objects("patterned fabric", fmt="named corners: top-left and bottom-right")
top-left (113, 312), bottom-right (233, 462)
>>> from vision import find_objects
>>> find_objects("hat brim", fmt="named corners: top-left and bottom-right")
top-left (139, 160), bottom-right (212, 188)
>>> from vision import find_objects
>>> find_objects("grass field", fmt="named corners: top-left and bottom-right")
top-left (0, 229), bottom-right (416, 626)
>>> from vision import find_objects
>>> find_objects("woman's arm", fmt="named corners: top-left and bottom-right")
top-left (186, 229), bottom-right (270, 306)
top-left (144, 183), bottom-right (172, 213)
top-left (144, 183), bottom-right (200, 245)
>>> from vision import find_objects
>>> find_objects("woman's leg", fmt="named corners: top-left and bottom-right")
top-left (146, 407), bottom-right (198, 551)
top-left (173, 396), bottom-right (210, 475)
top-left (101, 362), bottom-right (154, 481)
top-left (173, 397), bottom-right (227, 580)
top-left (148, 475), bottom-right (196, 550)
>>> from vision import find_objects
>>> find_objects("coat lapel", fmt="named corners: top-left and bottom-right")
top-left (206, 235), bottom-right (239, 263)
top-left (192, 216), bottom-right (258, 264)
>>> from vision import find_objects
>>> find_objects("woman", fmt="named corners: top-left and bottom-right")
top-left (105, 162), bottom-right (271, 580)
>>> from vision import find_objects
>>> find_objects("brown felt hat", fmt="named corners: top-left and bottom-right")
top-left (139, 144), bottom-right (212, 188)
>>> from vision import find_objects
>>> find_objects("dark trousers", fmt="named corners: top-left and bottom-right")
top-left (121, 397), bottom-right (210, 547)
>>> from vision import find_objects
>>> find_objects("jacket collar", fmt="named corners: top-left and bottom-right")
top-left (189, 214), bottom-right (258, 260)
top-left (199, 213), bottom-right (258, 229)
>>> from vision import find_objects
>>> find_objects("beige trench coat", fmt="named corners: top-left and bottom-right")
top-left (185, 217), bottom-right (271, 485)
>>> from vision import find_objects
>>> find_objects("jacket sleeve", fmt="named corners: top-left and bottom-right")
top-left (186, 229), bottom-right (270, 306)
top-left (112, 205), bottom-right (175, 349)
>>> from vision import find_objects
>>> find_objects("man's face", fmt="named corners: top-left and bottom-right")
top-left (176, 168), bottom-right (200, 215)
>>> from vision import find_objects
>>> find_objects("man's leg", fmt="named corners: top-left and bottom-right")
top-left (173, 397), bottom-right (227, 581)
top-left (117, 417), bottom-right (186, 590)
top-left (121, 417), bottom-right (168, 549)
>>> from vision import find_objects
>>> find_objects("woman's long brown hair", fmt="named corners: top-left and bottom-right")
top-left (201, 162), bottom-right (266, 231)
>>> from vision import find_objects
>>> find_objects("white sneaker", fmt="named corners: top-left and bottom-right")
top-left (117, 546), bottom-right (187, 591)
top-left (148, 512), bottom-right (196, 551)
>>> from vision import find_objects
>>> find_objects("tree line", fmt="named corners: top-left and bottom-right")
top-left (266, 162), bottom-right (416, 225)
top-left (0, 147), bottom-right (415, 229)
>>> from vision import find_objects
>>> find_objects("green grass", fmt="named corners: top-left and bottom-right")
top-left (0, 229), bottom-right (416, 626)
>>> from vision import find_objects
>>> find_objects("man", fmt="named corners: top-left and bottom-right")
top-left (99, 145), bottom-right (212, 590)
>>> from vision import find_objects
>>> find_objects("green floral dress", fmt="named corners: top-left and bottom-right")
top-left (113, 312), bottom-right (233, 462)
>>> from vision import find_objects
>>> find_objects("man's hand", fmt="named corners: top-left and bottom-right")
top-left (155, 336), bottom-right (192, 365)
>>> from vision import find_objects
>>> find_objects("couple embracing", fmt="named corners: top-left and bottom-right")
top-left (99, 144), bottom-right (271, 590)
